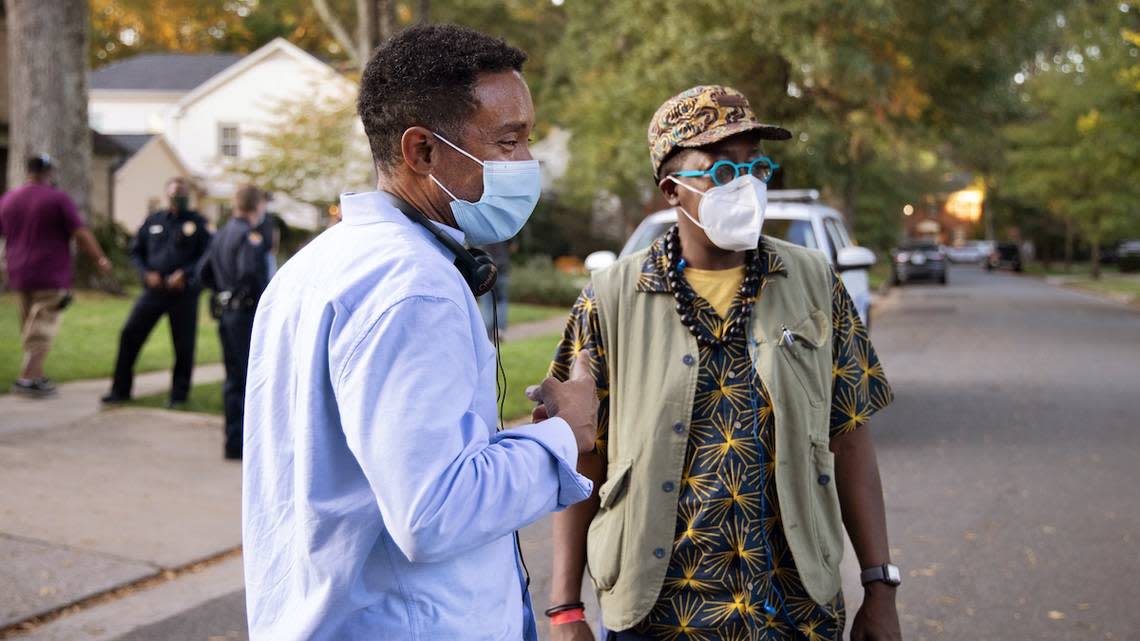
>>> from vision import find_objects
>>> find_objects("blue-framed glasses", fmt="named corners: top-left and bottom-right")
top-left (671, 156), bottom-right (780, 186)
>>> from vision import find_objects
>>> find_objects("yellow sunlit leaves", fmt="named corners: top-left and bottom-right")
top-left (1076, 109), bottom-right (1102, 134)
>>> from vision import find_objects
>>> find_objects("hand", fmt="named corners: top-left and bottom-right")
top-left (144, 271), bottom-right (163, 289)
top-left (526, 350), bottom-right (599, 453)
top-left (166, 270), bottom-right (186, 291)
top-left (550, 620), bottom-right (595, 641)
top-left (851, 584), bottom-right (901, 641)
top-left (96, 256), bottom-right (113, 275)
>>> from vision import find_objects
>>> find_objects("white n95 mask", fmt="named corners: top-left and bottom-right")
top-left (670, 174), bottom-right (767, 251)
top-left (429, 131), bottom-right (541, 245)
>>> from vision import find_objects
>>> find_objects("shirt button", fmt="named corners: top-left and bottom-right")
top-left (672, 422), bottom-right (685, 434)
top-left (653, 548), bottom-right (666, 559)
top-left (662, 481), bottom-right (675, 493)
top-left (733, 421), bottom-right (742, 430)
top-left (682, 354), bottom-right (695, 366)
top-left (818, 474), bottom-right (831, 486)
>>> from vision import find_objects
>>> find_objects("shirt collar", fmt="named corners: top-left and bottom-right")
top-left (635, 228), bottom-right (788, 294)
top-left (339, 191), bottom-right (467, 250)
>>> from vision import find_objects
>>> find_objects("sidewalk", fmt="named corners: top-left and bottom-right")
top-left (0, 314), bottom-right (570, 638)
top-left (0, 366), bottom-right (239, 638)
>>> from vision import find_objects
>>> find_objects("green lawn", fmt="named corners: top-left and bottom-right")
top-left (1, 290), bottom-right (221, 387)
top-left (1023, 262), bottom-right (1140, 304)
top-left (506, 303), bottom-right (566, 325)
top-left (869, 260), bottom-right (892, 292)
top-left (135, 332), bottom-right (564, 421)
top-left (1, 289), bottom-right (563, 391)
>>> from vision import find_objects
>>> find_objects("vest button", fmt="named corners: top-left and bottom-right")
top-left (662, 481), bottom-right (675, 492)
top-left (818, 474), bottom-right (831, 486)
top-left (672, 422), bottom-right (684, 434)
top-left (682, 354), bottom-right (695, 366)
top-left (653, 547), bottom-right (666, 559)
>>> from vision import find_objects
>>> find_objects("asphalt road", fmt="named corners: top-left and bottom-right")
top-left (103, 265), bottom-right (1140, 641)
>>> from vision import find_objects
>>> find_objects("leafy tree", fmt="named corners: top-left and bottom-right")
top-left (89, 0), bottom-right (347, 67)
top-left (1003, 2), bottom-right (1140, 277)
top-left (541, 0), bottom-right (1069, 249)
top-left (232, 91), bottom-right (374, 215)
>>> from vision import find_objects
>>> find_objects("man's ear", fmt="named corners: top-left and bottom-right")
top-left (659, 175), bottom-right (682, 206)
top-left (400, 126), bottom-right (437, 176)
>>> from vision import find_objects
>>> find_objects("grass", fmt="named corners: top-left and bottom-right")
top-left (1, 286), bottom-right (562, 391)
top-left (507, 303), bottom-right (566, 325)
top-left (1022, 262), bottom-right (1097, 277)
top-left (133, 380), bottom-right (225, 414)
top-left (134, 332), bottom-right (564, 421)
top-left (1, 290), bottom-right (221, 387)
top-left (1022, 261), bottom-right (1140, 304)
top-left (869, 260), bottom-right (893, 292)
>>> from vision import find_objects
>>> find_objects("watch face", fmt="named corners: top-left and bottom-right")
top-left (886, 564), bottom-right (902, 584)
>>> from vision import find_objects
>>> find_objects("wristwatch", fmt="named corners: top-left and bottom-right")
top-left (860, 563), bottom-right (902, 587)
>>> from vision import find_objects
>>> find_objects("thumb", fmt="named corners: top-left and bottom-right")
top-left (569, 348), bottom-right (593, 382)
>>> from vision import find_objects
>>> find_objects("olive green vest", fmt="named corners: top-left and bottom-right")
top-left (587, 237), bottom-right (844, 631)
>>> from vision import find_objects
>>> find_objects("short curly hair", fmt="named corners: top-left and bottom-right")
top-left (359, 24), bottom-right (527, 172)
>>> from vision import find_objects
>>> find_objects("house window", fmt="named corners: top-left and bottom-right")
top-left (218, 123), bottom-right (240, 158)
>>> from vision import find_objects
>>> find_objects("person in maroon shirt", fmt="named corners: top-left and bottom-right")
top-left (0, 154), bottom-right (112, 397)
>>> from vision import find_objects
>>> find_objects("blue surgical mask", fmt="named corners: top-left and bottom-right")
top-left (429, 131), bottom-right (541, 245)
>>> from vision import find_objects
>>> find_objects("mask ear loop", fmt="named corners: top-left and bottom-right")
top-left (430, 131), bottom-right (486, 204)
top-left (667, 176), bottom-right (711, 232)
top-left (433, 130), bottom-right (485, 167)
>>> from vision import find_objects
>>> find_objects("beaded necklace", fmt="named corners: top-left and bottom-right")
top-left (663, 225), bottom-right (763, 347)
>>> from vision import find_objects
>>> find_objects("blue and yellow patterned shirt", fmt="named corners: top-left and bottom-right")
top-left (550, 234), bottom-right (893, 640)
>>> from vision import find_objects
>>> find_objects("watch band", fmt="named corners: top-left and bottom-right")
top-left (860, 563), bottom-right (901, 586)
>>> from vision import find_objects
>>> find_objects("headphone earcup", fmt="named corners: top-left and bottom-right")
top-left (466, 249), bottom-right (499, 298)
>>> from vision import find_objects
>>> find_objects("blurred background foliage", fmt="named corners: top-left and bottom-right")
top-left (89, 0), bottom-right (1140, 267)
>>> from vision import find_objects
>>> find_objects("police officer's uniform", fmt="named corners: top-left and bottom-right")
top-left (199, 217), bottom-right (270, 459)
top-left (108, 207), bottom-right (210, 403)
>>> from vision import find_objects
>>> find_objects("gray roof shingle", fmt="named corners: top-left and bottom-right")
top-left (105, 134), bottom-right (154, 156)
top-left (90, 53), bottom-right (243, 91)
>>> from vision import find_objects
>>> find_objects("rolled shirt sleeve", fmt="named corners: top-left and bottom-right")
top-left (828, 269), bottom-right (893, 438)
top-left (333, 294), bottom-right (592, 564)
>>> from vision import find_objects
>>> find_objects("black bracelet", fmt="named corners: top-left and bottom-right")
top-left (544, 602), bottom-right (585, 617)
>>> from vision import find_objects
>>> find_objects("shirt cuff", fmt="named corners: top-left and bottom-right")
top-left (494, 417), bottom-right (593, 509)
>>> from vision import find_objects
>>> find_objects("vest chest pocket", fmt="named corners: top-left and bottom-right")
top-left (776, 309), bottom-right (830, 408)
top-left (587, 458), bottom-right (632, 591)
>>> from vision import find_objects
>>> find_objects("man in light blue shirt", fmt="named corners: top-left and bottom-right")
top-left (242, 24), bottom-right (599, 641)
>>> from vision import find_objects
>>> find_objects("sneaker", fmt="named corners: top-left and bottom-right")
top-left (100, 392), bottom-right (131, 405)
top-left (11, 378), bottom-right (58, 398)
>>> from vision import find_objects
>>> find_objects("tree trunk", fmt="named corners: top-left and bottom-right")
top-left (1090, 236), bottom-right (1101, 280)
top-left (5, 0), bottom-right (91, 219)
top-left (418, 0), bottom-right (430, 23)
top-left (1063, 215), bottom-right (1074, 273)
top-left (378, 0), bottom-right (398, 41)
top-left (355, 0), bottom-right (379, 63)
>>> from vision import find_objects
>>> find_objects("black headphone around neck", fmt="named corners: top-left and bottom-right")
top-left (379, 191), bottom-right (499, 297)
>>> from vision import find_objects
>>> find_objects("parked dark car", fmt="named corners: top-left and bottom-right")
top-left (986, 242), bottom-right (1023, 272)
top-left (891, 240), bottom-right (947, 285)
top-left (1118, 240), bottom-right (1140, 273)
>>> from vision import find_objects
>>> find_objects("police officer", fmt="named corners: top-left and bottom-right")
top-left (198, 184), bottom-right (270, 459)
top-left (102, 176), bottom-right (210, 407)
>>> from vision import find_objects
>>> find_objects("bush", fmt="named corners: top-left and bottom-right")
top-left (74, 217), bottom-right (133, 293)
top-left (1120, 254), bottom-right (1140, 273)
top-left (507, 256), bottom-right (587, 306)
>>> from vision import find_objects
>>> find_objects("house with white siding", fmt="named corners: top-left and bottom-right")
top-left (90, 38), bottom-right (357, 231)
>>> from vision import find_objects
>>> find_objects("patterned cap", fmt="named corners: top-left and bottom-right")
top-left (648, 85), bottom-right (791, 177)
